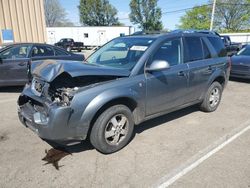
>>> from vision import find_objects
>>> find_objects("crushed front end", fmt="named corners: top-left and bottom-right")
top-left (17, 77), bottom-right (84, 141)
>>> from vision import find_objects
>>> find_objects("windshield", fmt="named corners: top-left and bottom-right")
top-left (237, 46), bottom-right (250, 56)
top-left (87, 37), bottom-right (155, 70)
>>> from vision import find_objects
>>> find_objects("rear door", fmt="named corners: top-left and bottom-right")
top-left (183, 36), bottom-right (215, 102)
top-left (0, 45), bottom-right (31, 86)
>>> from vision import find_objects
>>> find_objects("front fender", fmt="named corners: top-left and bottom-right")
top-left (78, 87), bottom-right (143, 138)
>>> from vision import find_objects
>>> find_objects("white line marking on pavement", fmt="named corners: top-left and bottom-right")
top-left (0, 98), bottom-right (17, 104)
top-left (154, 120), bottom-right (250, 188)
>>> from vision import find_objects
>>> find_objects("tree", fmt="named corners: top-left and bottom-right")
top-left (179, 5), bottom-right (211, 30)
top-left (213, 0), bottom-right (250, 32)
top-left (78, 0), bottom-right (121, 26)
top-left (179, 0), bottom-right (250, 32)
top-left (44, 0), bottom-right (74, 27)
top-left (129, 0), bottom-right (163, 31)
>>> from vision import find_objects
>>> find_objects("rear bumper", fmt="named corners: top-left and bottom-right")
top-left (17, 86), bottom-right (88, 142)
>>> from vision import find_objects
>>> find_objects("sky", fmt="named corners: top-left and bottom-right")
top-left (58, 0), bottom-right (209, 30)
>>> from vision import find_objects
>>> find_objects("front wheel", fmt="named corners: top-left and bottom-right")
top-left (90, 105), bottom-right (134, 154)
top-left (200, 81), bottom-right (223, 112)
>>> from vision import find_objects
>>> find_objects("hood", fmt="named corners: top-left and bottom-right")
top-left (31, 59), bottom-right (130, 82)
top-left (231, 55), bottom-right (250, 65)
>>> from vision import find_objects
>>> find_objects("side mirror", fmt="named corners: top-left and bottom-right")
top-left (145, 60), bottom-right (170, 72)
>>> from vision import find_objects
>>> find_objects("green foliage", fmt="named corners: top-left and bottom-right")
top-left (179, 5), bottom-right (211, 30)
top-left (78, 0), bottom-right (121, 26)
top-left (44, 0), bottom-right (74, 27)
top-left (129, 0), bottom-right (163, 31)
top-left (179, 0), bottom-right (250, 32)
top-left (213, 0), bottom-right (250, 32)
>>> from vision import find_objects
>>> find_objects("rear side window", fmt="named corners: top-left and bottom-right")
top-left (202, 39), bottom-right (211, 59)
top-left (54, 48), bottom-right (69, 56)
top-left (185, 37), bottom-right (203, 62)
top-left (207, 37), bottom-right (227, 57)
top-left (31, 46), bottom-right (54, 57)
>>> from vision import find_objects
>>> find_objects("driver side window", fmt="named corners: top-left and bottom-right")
top-left (151, 38), bottom-right (182, 66)
top-left (0, 45), bottom-right (31, 60)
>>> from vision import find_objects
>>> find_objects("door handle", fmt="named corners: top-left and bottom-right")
top-left (18, 62), bottom-right (26, 66)
top-left (178, 71), bottom-right (185, 76)
top-left (205, 66), bottom-right (213, 74)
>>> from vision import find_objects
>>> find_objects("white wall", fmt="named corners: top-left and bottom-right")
top-left (220, 33), bottom-right (250, 44)
top-left (47, 26), bottom-right (135, 46)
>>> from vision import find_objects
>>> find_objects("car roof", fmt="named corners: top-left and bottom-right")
top-left (2, 42), bottom-right (54, 47)
top-left (125, 30), bottom-right (219, 40)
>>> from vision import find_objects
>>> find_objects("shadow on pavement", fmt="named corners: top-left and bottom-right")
top-left (134, 105), bottom-right (199, 134)
top-left (0, 86), bottom-right (23, 93)
top-left (42, 105), bottom-right (199, 169)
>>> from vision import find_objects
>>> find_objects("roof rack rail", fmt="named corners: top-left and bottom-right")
top-left (131, 30), bottom-right (168, 35)
top-left (170, 29), bottom-right (220, 36)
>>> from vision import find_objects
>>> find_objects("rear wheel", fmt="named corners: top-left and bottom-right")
top-left (90, 105), bottom-right (134, 154)
top-left (200, 81), bottom-right (223, 112)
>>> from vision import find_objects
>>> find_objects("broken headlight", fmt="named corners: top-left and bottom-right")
top-left (31, 78), bottom-right (45, 97)
top-left (53, 87), bottom-right (78, 106)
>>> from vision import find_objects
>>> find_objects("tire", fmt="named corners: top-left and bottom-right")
top-left (90, 105), bottom-right (134, 154)
top-left (77, 49), bottom-right (82, 52)
top-left (200, 81), bottom-right (223, 112)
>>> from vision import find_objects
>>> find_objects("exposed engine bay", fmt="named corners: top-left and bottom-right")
top-left (33, 73), bottom-right (121, 106)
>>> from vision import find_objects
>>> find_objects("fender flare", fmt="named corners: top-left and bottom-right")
top-left (78, 88), bottom-right (141, 136)
top-left (200, 69), bottom-right (226, 100)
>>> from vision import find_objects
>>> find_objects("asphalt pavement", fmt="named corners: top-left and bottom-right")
top-left (0, 79), bottom-right (249, 188)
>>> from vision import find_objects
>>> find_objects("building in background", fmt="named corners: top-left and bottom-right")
top-left (0, 0), bottom-right (47, 45)
top-left (220, 33), bottom-right (250, 44)
top-left (47, 26), bottom-right (135, 47)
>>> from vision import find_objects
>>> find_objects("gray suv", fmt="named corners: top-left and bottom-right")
top-left (18, 31), bottom-right (230, 154)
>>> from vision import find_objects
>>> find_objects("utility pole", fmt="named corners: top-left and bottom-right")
top-left (210, 0), bottom-right (217, 31)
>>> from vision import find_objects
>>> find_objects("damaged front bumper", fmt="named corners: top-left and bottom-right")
top-left (17, 85), bottom-right (87, 141)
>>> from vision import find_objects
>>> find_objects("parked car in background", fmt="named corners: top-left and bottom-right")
top-left (220, 35), bottom-right (242, 56)
top-left (18, 31), bottom-right (230, 154)
top-left (54, 38), bottom-right (84, 52)
top-left (230, 45), bottom-right (250, 79)
top-left (0, 43), bottom-right (85, 87)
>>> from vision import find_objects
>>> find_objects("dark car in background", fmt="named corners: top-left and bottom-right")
top-left (0, 43), bottom-right (85, 87)
top-left (230, 45), bottom-right (250, 79)
top-left (18, 31), bottom-right (230, 154)
top-left (221, 35), bottom-right (242, 56)
top-left (55, 38), bottom-right (84, 52)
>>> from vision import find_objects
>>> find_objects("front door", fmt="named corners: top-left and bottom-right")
top-left (0, 45), bottom-right (31, 86)
top-left (146, 37), bottom-right (189, 116)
